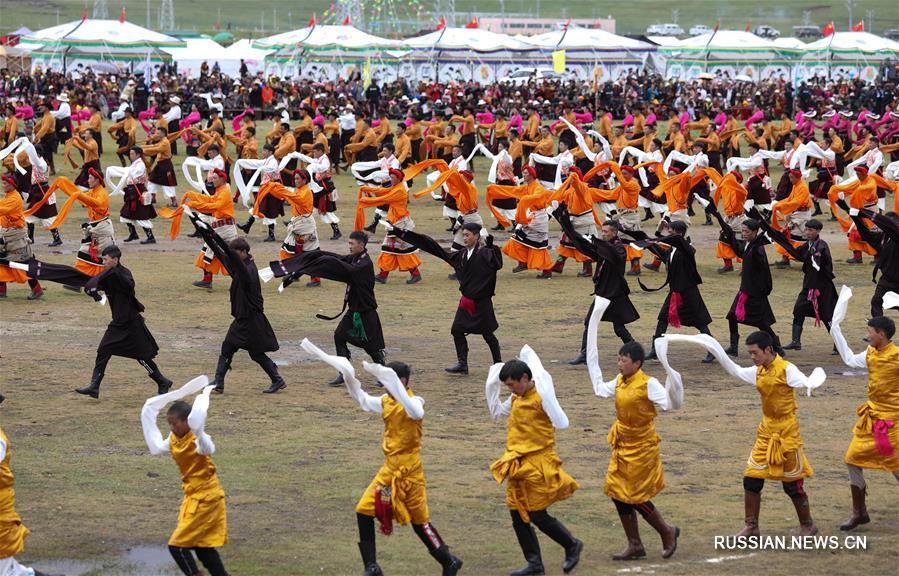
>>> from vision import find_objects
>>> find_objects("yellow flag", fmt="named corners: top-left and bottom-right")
top-left (363, 58), bottom-right (372, 90)
top-left (552, 50), bottom-right (565, 74)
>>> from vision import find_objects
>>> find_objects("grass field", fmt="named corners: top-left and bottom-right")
top-left (1, 120), bottom-right (898, 576)
top-left (2, 0), bottom-right (898, 38)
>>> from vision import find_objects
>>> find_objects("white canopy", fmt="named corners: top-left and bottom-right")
top-left (25, 18), bottom-right (184, 52)
top-left (647, 36), bottom-right (682, 47)
top-left (161, 38), bottom-right (229, 78)
top-left (803, 31), bottom-right (899, 59)
top-left (660, 30), bottom-right (783, 60)
top-left (253, 25), bottom-right (402, 51)
top-left (772, 37), bottom-right (807, 50)
top-left (404, 27), bottom-right (532, 52)
top-left (222, 39), bottom-right (274, 75)
top-left (525, 27), bottom-right (654, 52)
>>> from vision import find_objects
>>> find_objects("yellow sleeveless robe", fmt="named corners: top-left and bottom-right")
top-left (845, 342), bottom-right (899, 471)
top-left (744, 355), bottom-right (813, 481)
top-left (168, 431), bottom-right (228, 548)
top-left (491, 386), bottom-right (579, 523)
top-left (356, 388), bottom-right (429, 525)
top-left (604, 370), bottom-right (665, 504)
top-left (0, 428), bottom-right (29, 559)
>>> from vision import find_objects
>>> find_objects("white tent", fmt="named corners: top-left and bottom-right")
top-left (25, 18), bottom-right (184, 72)
top-left (646, 36), bottom-right (682, 47)
top-left (404, 27), bottom-right (532, 52)
top-left (772, 37), bottom-right (807, 50)
top-left (253, 25), bottom-right (403, 51)
top-left (523, 27), bottom-right (655, 81)
top-left (799, 32), bottom-right (899, 82)
top-left (525, 27), bottom-right (654, 52)
top-left (161, 38), bottom-right (229, 78)
top-left (223, 39), bottom-right (274, 76)
top-left (662, 30), bottom-right (784, 60)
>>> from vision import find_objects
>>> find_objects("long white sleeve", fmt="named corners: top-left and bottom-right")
top-left (868, 150), bottom-right (883, 174)
top-left (140, 376), bottom-right (209, 455)
top-left (757, 149), bottom-right (786, 162)
top-left (646, 377), bottom-right (670, 411)
top-left (0, 438), bottom-right (6, 462)
top-left (529, 152), bottom-right (560, 166)
top-left (830, 285), bottom-right (869, 369)
top-left (519, 345), bottom-right (569, 430)
top-left (726, 155), bottom-right (762, 172)
top-left (562, 118), bottom-right (596, 162)
top-left (784, 363), bottom-right (827, 395)
top-left (163, 106), bottom-right (181, 123)
top-left (661, 333), bottom-right (758, 384)
top-left (50, 103), bottom-right (70, 119)
top-left (363, 362), bottom-right (424, 420)
top-left (187, 385), bottom-right (217, 456)
top-left (301, 338), bottom-right (383, 413)
top-left (588, 130), bottom-right (613, 161)
top-left (663, 150), bottom-right (694, 174)
top-left (485, 362), bottom-right (513, 420)
top-left (652, 336), bottom-right (684, 410)
top-left (585, 295), bottom-right (619, 397)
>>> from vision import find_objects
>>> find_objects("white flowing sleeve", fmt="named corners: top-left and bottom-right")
top-left (585, 295), bottom-right (619, 397)
top-left (363, 362), bottom-right (424, 420)
top-left (187, 385), bottom-right (217, 456)
top-left (661, 333), bottom-right (758, 384)
top-left (883, 291), bottom-right (899, 311)
top-left (869, 151), bottom-right (883, 174)
top-left (726, 155), bottom-right (760, 173)
top-left (140, 376), bottom-right (209, 455)
top-left (301, 338), bottom-right (383, 413)
top-left (663, 150), bottom-right (695, 174)
top-left (588, 130), bottom-right (613, 161)
top-left (646, 377), bottom-right (670, 411)
top-left (563, 119), bottom-right (596, 162)
top-left (757, 149), bottom-right (785, 162)
top-left (885, 160), bottom-right (899, 181)
top-left (785, 363), bottom-right (827, 396)
top-left (181, 156), bottom-right (209, 193)
top-left (0, 438), bottom-right (6, 462)
top-left (652, 336), bottom-right (684, 410)
top-left (485, 362), bottom-right (513, 420)
top-left (21, 141), bottom-right (47, 173)
top-left (617, 146), bottom-right (643, 166)
top-left (519, 345), bottom-right (569, 429)
top-left (529, 153), bottom-right (559, 166)
top-left (829, 285), bottom-right (869, 369)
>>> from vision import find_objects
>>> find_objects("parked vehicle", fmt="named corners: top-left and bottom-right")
top-left (754, 25), bottom-right (781, 39)
top-left (884, 29), bottom-right (899, 40)
top-left (689, 24), bottom-right (713, 36)
top-left (646, 23), bottom-right (684, 36)
top-left (793, 25), bottom-right (822, 38)
top-left (498, 68), bottom-right (562, 86)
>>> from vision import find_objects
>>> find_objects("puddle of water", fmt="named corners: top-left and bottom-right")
top-left (30, 558), bottom-right (104, 576)
top-left (121, 546), bottom-right (179, 572)
top-left (32, 545), bottom-right (180, 576)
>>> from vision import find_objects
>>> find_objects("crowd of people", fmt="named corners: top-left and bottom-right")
top-left (1, 64), bottom-right (898, 576)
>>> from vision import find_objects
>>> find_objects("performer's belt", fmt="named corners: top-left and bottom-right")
top-left (89, 217), bottom-right (110, 227)
top-left (572, 209), bottom-right (593, 217)
top-left (464, 209), bottom-right (478, 215)
top-left (211, 217), bottom-right (235, 229)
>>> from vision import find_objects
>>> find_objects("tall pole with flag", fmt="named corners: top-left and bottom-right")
top-left (703, 20), bottom-right (720, 73)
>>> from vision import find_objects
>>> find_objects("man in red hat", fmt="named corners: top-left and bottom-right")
top-left (185, 168), bottom-right (238, 289)
top-left (588, 162), bottom-right (645, 276)
top-left (772, 168), bottom-right (813, 267)
top-left (830, 164), bottom-right (880, 264)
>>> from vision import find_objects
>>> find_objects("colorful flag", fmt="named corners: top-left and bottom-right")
top-left (120, 6), bottom-right (126, 23)
top-left (436, 16), bottom-right (446, 31)
top-left (464, 17), bottom-right (478, 29)
top-left (745, 21), bottom-right (751, 32)
top-left (823, 21), bottom-right (835, 37)
top-left (342, 15), bottom-right (351, 25)
top-left (852, 20), bottom-right (864, 32)
top-left (552, 50), bottom-right (566, 74)
top-left (713, 20), bottom-right (720, 33)
top-left (82, 8), bottom-right (88, 22)
top-left (308, 13), bottom-right (316, 27)
top-left (363, 58), bottom-right (372, 90)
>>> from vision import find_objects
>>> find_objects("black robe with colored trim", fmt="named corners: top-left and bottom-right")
top-left (271, 249), bottom-right (384, 349)
top-left (85, 265), bottom-right (160, 360)
top-left (714, 208), bottom-right (776, 327)
top-left (645, 234), bottom-right (712, 327)
top-left (393, 227), bottom-right (503, 334)
top-left (852, 208), bottom-right (899, 293)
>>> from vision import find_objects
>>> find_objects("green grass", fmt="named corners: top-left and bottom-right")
top-left (1, 120), bottom-right (898, 575)
top-left (3, 0), bottom-right (897, 38)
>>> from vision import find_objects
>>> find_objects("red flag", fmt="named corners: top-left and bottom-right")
top-left (563, 19), bottom-right (571, 30)
top-left (852, 20), bottom-right (864, 32)
top-left (342, 15), bottom-right (351, 25)
top-left (119, 6), bottom-right (126, 23)
top-left (308, 13), bottom-right (316, 27)
top-left (436, 16), bottom-right (446, 31)
top-left (713, 20), bottom-right (720, 33)
top-left (464, 17), bottom-right (478, 29)
top-left (215, 20), bottom-right (221, 30)
top-left (82, 8), bottom-right (88, 22)
top-left (744, 21), bottom-right (751, 32)
top-left (823, 21), bottom-right (835, 36)
top-left (594, 20), bottom-right (602, 29)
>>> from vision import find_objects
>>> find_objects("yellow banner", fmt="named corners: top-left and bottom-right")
top-left (552, 50), bottom-right (565, 74)
top-left (363, 58), bottom-right (372, 89)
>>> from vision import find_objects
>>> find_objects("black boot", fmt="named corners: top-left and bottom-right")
top-left (645, 341), bottom-right (659, 361)
top-left (358, 541), bottom-right (383, 576)
top-left (364, 213), bottom-right (381, 233)
top-left (445, 339), bottom-right (469, 374)
top-left (328, 373), bottom-right (345, 387)
top-left (27, 222), bottom-right (35, 242)
top-left (812, 202), bottom-right (823, 216)
top-left (263, 224), bottom-right (276, 242)
top-left (784, 321), bottom-right (803, 350)
top-left (237, 215), bottom-right (255, 234)
top-left (430, 544), bottom-right (464, 576)
top-left (330, 222), bottom-right (342, 240)
top-left (568, 349), bottom-right (587, 365)
top-left (140, 227), bottom-right (156, 244)
top-left (211, 355), bottom-right (231, 394)
top-left (257, 355), bottom-right (287, 393)
top-left (725, 331), bottom-right (739, 357)
top-left (511, 511), bottom-right (544, 576)
top-left (75, 366), bottom-right (104, 399)
top-left (48, 228), bottom-right (63, 247)
top-left (123, 223), bottom-right (139, 242)
top-left (147, 367), bottom-right (173, 395)
top-left (533, 514), bottom-right (582, 573)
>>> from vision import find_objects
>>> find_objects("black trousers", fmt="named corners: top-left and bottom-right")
top-left (728, 318), bottom-right (780, 347)
top-left (94, 350), bottom-right (159, 377)
top-left (334, 331), bottom-right (384, 364)
top-left (220, 340), bottom-right (273, 367)
top-left (452, 330), bottom-right (501, 363)
top-left (580, 320), bottom-right (633, 351)
top-left (169, 545), bottom-right (228, 576)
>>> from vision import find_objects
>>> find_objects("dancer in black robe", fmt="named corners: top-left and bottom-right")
top-left (187, 208), bottom-right (285, 394)
top-left (9, 245), bottom-right (173, 399)
top-left (554, 203), bottom-right (639, 364)
top-left (265, 230), bottom-right (386, 386)
top-left (635, 220), bottom-right (715, 363)
top-left (842, 203), bottom-right (899, 317)
top-left (387, 220), bottom-right (503, 374)
top-left (709, 205), bottom-right (785, 356)
top-left (757, 216), bottom-right (838, 351)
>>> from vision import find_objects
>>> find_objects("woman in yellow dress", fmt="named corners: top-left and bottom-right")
top-left (141, 376), bottom-right (229, 576)
top-left (830, 287), bottom-right (899, 531)
top-left (585, 296), bottom-right (680, 560)
top-left (660, 330), bottom-right (825, 538)
top-left (301, 339), bottom-right (463, 576)
top-left (486, 345), bottom-right (582, 576)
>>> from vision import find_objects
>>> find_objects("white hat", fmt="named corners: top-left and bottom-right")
top-left (127, 79), bottom-right (136, 85)
top-left (412, 98), bottom-right (420, 104)
top-left (56, 93), bottom-right (69, 102)
top-left (346, 104), bottom-right (354, 111)
top-left (477, 99), bottom-right (486, 106)
top-left (213, 92), bottom-right (223, 99)
top-left (457, 91), bottom-right (464, 96)
top-left (169, 96), bottom-right (181, 104)
top-left (401, 95), bottom-right (409, 101)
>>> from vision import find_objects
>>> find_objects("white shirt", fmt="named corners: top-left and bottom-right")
top-left (163, 105), bottom-right (182, 123)
top-left (50, 102), bottom-right (71, 120)
top-left (338, 112), bottom-right (357, 131)
top-left (448, 155), bottom-right (468, 172)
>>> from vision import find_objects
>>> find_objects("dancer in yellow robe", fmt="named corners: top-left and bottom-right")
top-left (586, 296), bottom-right (681, 560)
top-left (0, 176), bottom-right (43, 299)
top-left (301, 339), bottom-right (463, 576)
top-left (141, 376), bottom-right (229, 576)
top-left (660, 331), bottom-right (825, 537)
top-left (830, 286), bottom-right (899, 531)
top-left (487, 345), bottom-right (582, 575)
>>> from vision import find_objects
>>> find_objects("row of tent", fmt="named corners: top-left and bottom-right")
top-left (6, 19), bottom-right (899, 83)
